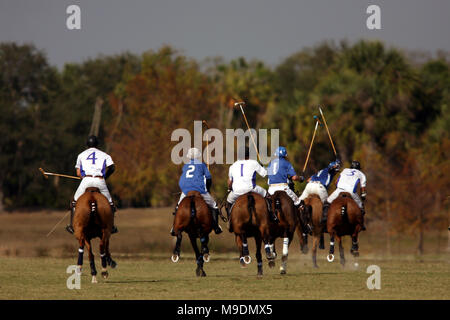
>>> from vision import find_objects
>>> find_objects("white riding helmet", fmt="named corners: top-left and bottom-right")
top-left (186, 147), bottom-right (202, 160)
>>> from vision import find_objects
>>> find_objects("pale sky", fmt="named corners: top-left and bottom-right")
top-left (1, 0), bottom-right (449, 68)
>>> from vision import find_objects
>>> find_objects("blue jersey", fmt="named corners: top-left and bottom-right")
top-left (178, 160), bottom-right (211, 195)
top-left (310, 167), bottom-right (338, 189)
top-left (267, 158), bottom-right (297, 184)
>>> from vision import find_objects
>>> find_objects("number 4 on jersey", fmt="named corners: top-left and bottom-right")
top-left (87, 152), bottom-right (97, 164)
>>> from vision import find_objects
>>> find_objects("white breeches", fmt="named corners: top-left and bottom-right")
top-left (178, 192), bottom-right (218, 209)
top-left (74, 177), bottom-right (112, 203)
top-left (268, 184), bottom-right (300, 206)
top-left (299, 181), bottom-right (328, 203)
top-left (227, 185), bottom-right (267, 204)
top-left (327, 188), bottom-right (363, 209)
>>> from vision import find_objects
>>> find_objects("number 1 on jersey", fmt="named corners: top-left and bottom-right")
top-left (240, 164), bottom-right (244, 176)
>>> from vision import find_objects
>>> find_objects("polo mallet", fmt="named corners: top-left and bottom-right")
top-left (202, 120), bottom-right (210, 170)
top-left (318, 107), bottom-right (337, 157)
top-left (302, 118), bottom-right (320, 174)
top-left (234, 101), bottom-right (261, 162)
top-left (39, 168), bottom-right (81, 180)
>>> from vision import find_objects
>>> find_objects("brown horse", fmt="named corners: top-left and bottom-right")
top-left (268, 191), bottom-right (299, 274)
top-left (229, 192), bottom-right (276, 276)
top-left (326, 192), bottom-right (364, 266)
top-left (303, 195), bottom-right (328, 268)
top-left (171, 191), bottom-right (213, 277)
top-left (73, 187), bottom-right (116, 283)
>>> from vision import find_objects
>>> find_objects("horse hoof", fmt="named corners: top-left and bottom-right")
top-left (91, 276), bottom-right (97, 284)
top-left (171, 254), bottom-right (180, 263)
top-left (101, 271), bottom-right (109, 279)
top-left (271, 252), bottom-right (277, 259)
top-left (351, 250), bottom-right (359, 257)
top-left (280, 269), bottom-right (286, 275)
top-left (244, 255), bottom-right (252, 264)
top-left (239, 257), bottom-right (247, 268)
top-left (313, 264), bottom-right (319, 269)
top-left (327, 254), bottom-right (335, 262)
top-left (203, 253), bottom-right (210, 263)
top-left (268, 260), bottom-right (275, 268)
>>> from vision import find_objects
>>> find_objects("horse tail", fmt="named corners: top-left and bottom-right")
top-left (341, 201), bottom-right (348, 222)
top-left (89, 197), bottom-right (97, 224)
top-left (247, 194), bottom-right (255, 225)
top-left (274, 193), bottom-right (282, 219)
top-left (190, 196), bottom-right (197, 221)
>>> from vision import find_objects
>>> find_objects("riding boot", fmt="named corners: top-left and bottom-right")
top-left (65, 200), bottom-right (76, 234)
top-left (321, 201), bottom-right (330, 232)
top-left (265, 196), bottom-right (279, 223)
top-left (226, 201), bottom-right (233, 232)
top-left (110, 202), bottom-right (118, 234)
top-left (361, 207), bottom-right (366, 231)
top-left (211, 208), bottom-right (223, 234)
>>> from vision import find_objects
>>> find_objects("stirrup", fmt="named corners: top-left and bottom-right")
top-left (111, 226), bottom-right (118, 234)
top-left (65, 225), bottom-right (74, 234)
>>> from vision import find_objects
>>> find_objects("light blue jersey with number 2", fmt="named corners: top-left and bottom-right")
top-left (179, 159), bottom-right (211, 195)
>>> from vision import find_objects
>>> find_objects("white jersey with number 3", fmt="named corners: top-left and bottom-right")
top-left (75, 147), bottom-right (114, 177)
top-left (336, 168), bottom-right (366, 193)
top-left (229, 159), bottom-right (267, 194)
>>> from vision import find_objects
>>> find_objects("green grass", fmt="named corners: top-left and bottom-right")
top-left (0, 255), bottom-right (448, 300)
top-left (0, 209), bottom-right (448, 300)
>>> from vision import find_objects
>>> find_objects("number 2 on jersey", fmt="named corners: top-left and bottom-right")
top-left (87, 152), bottom-right (97, 164)
top-left (186, 165), bottom-right (195, 178)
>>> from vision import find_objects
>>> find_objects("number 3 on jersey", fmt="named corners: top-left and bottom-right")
top-left (186, 165), bottom-right (195, 178)
top-left (87, 152), bottom-right (97, 164)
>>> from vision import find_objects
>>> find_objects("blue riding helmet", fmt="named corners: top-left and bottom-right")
top-left (328, 160), bottom-right (341, 171)
top-left (274, 146), bottom-right (287, 158)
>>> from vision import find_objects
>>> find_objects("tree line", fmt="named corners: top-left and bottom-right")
top-left (1, 40), bottom-right (448, 253)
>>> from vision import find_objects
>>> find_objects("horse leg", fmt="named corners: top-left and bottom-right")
top-left (76, 238), bottom-right (84, 274)
top-left (200, 235), bottom-right (210, 263)
top-left (255, 235), bottom-right (263, 277)
top-left (189, 234), bottom-right (205, 277)
top-left (280, 232), bottom-right (290, 275)
top-left (296, 225), bottom-right (308, 254)
top-left (351, 225), bottom-right (361, 257)
top-left (235, 234), bottom-right (246, 267)
top-left (337, 235), bottom-right (345, 267)
top-left (312, 234), bottom-right (319, 268)
top-left (241, 234), bottom-right (251, 265)
top-left (104, 235), bottom-right (117, 269)
top-left (327, 232), bottom-right (336, 262)
top-left (172, 233), bottom-right (182, 263)
top-left (85, 239), bottom-right (98, 283)
top-left (99, 233), bottom-right (108, 279)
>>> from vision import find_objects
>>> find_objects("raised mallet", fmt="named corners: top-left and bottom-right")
top-left (318, 107), bottom-right (337, 157)
top-left (235, 101), bottom-right (261, 162)
top-left (302, 119), bottom-right (320, 173)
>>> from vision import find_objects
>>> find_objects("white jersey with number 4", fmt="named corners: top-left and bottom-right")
top-left (75, 147), bottom-right (114, 177)
top-left (336, 168), bottom-right (366, 193)
top-left (229, 159), bottom-right (267, 194)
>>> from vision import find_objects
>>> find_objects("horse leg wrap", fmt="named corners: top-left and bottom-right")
top-left (282, 237), bottom-right (289, 256)
top-left (77, 248), bottom-right (84, 266)
top-left (101, 253), bottom-right (107, 268)
top-left (264, 244), bottom-right (271, 257)
top-left (242, 242), bottom-right (249, 256)
top-left (90, 260), bottom-right (97, 276)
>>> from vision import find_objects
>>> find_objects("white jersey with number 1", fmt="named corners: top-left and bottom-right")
top-left (229, 159), bottom-right (267, 194)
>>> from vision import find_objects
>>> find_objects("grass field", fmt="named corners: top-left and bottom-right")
top-left (0, 208), bottom-right (448, 300)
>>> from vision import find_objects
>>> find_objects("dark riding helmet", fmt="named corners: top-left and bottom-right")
top-left (350, 160), bottom-right (361, 170)
top-left (86, 135), bottom-right (99, 148)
